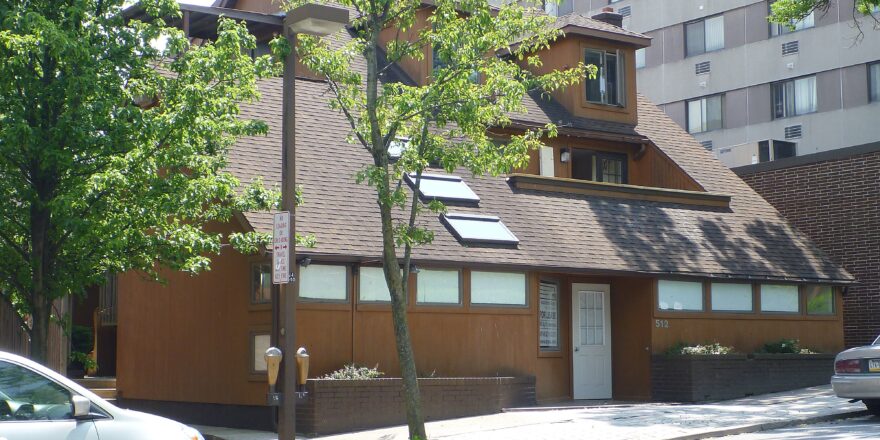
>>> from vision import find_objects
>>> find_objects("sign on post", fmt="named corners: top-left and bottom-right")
top-left (273, 212), bottom-right (291, 284)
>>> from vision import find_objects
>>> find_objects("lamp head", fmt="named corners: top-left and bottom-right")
top-left (285, 4), bottom-right (349, 36)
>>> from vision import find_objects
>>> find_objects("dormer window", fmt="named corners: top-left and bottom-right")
top-left (584, 49), bottom-right (625, 106)
top-left (568, 148), bottom-right (628, 184)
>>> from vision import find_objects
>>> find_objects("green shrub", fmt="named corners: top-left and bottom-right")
top-left (321, 364), bottom-right (384, 380)
top-left (760, 338), bottom-right (816, 354)
top-left (666, 341), bottom-right (734, 355)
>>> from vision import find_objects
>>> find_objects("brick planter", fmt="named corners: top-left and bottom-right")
top-left (652, 353), bottom-right (835, 402)
top-left (295, 376), bottom-right (535, 435)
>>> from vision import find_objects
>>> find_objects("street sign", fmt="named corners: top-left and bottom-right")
top-left (273, 212), bottom-right (291, 284)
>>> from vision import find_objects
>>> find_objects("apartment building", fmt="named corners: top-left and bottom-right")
top-left (566, 0), bottom-right (880, 168)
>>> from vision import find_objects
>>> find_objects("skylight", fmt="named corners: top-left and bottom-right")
top-left (441, 213), bottom-right (519, 245)
top-left (389, 137), bottom-right (408, 160)
top-left (405, 173), bottom-right (480, 203)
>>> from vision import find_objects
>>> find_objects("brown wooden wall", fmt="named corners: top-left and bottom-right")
top-left (0, 298), bottom-right (69, 373)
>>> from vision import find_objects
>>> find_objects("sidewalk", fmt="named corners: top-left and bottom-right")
top-left (198, 385), bottom-right (870, 440)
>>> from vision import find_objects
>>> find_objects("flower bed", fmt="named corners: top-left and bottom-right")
top-left (295, 376), bottom-right (535, 436)
top-left (651, 353), bottom-right (835, 402)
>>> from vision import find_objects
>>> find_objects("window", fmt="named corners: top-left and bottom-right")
top-left (441, 213), bottom-right (519, 245)
top-left (470, 271), bottom-right (527, 306)
top-left (770, 5), bottom-right (814, 36)
top-left (658, 280), bottom-right (703, 311)
top-left (417, 269), bottom-right (461, 305)
top-left (711, 283), bottom-right (753, 312)
top-left (251, 333), bottom-right (270, 373)
top-left (406, 173), bottom-right (480, 203)
top-left (584, 49), bottom-right (625, 106)
top-left (539, 280), bottom-right (560, 350)
top-left (772, 76), bottom-right (817, 118)
top-left (685, 15), bottom-right (724, 57)
top-left (870, 62), bottom-right (880, 102)
top-left (539, 146), bottom-right (555, 177)
top-left (359, 266), bottom-right (392, 302)
top-left (760, 284), bottom-right (799, 313)
top-left (570, 149), bottom-right (628, 184)
top-left (298, 264), bottom-right (347, 301)
top-left (251, 263), bottom-right (272, 304)
top-left (687, 95), bottom-right (723, 134)
top-left (758, 140), bottom-right (797, 162)
top-left (635, 48), bottom-right (646, 69)
top-left (806, 285), bottom-right (834, 315)
top-left (0, 361), bottom-right (73, 420)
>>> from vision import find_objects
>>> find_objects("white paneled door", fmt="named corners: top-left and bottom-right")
top-left (572, 283), bottom-right (612, 400)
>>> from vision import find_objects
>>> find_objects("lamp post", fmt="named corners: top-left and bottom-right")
top-left (276, 5), bottom-right (348, 440)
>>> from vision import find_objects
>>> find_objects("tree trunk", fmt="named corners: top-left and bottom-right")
top-left (30, 298), bottom-right (49, 364)
top-left (379, 203), bottom-right (427, 440)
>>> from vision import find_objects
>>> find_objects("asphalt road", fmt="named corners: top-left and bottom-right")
top-left (722, 416), bottom-right (880, 439)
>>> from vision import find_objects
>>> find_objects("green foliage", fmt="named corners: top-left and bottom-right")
top-left (69, 351), bottom-right (97, 372)
top-left (666, 342), bottom-right (735, 355)
top-left (760, 338), bottom-right (817, 354)
top-left (321, 363), bottom-right (385, 380)
top-left (769, 0), bottom-right (880, 32)
top-left (0, 0), bottom-right (306, 359)
top-left (70, 325), bottom-right (93, 354)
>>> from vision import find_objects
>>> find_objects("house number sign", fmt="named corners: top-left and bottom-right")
top-left (272, 212), bottom-right (291, 284)
top-left (655, 319), bottom-right (670, 329)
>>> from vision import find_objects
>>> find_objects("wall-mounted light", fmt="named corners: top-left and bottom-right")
top-left (560, 148), bottom-right (571, 163)
top-left (298, 256), bottom-right (311, 267)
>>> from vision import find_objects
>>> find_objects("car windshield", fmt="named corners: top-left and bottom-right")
top-left (875, 335), bottom-right (880, 345)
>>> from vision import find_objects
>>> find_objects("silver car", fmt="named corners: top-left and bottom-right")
top-left (832, 334), bottom-right (880, 416)
top-left (0, 351), bottom-right (204, 440)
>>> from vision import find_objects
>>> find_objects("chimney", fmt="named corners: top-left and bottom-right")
top-left (592, 6), bottom-right (623, 28)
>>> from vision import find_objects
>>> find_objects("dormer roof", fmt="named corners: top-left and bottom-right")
top-left (552, 13), bottom-right (651, 47)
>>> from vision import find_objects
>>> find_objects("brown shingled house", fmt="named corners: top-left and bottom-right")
top-left (113, 1), bottom-right (853, 432)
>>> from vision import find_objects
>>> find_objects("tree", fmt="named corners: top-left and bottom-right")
top-left (770, 0), bottom-right (879, 37)
top-left (0, 0), bottom-right (297, 365)
top-left (290, 0), bottom-right (590, 437)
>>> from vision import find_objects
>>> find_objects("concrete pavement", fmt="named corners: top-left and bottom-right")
top-left (720, 416), bottom-right (879, 439)
top-left (197, 385), bottom-right (868, 440)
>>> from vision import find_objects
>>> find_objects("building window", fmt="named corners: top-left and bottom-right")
top-left (711, 283), bottom-right (753, 312)
top-left (298, 264), bottom-right (348, 301)
top-left (760, 284), bottom-right (799, 313)
top-left (251, 263), bottom-right (272, 304)
top-left (584, 49), bottom-right (625, 106)
top-left (570, 149), bottom-right (628, 184)
top-left (870, 62), bottom-right (880, 102)
top-left (658, 280), bottom-right (704, 311)
top-left (758, 140), bottom-right (797, 162)
top-left (772, 76), bottom-right (817, 118)
top-left (359, 266), bottom-right (392, 302)
top-left (770, 6), bottom-right (814, 36)
top-left (251, 332), bottom-right (270, 373)
top-left (805, 285), bottom-right (834, 315)
top-left (539, 280), bottom-right (560, 351)
top-left (416, 269), bottom-right (461, 305)
top-left (470, 271), bottom-right (527, 306)
top-left (635, 48), bottom-right (646, 69)
top-left (686, 95), bottom-right (723, 134)
top-left (685, 15), bottom-right (724, 57)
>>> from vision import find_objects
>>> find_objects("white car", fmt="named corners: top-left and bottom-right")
top-left (832, 334), bottom-right (880, 416)
top-left (0, 351), bottom-right (204, 440)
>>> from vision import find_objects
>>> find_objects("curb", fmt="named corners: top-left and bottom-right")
top-left (667, 409), bottom-right (870, 440)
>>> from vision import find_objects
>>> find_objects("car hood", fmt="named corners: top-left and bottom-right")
top-left (836, 344), bottom-right (880, 361)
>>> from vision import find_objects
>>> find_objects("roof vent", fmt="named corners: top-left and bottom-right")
top-left (619, 6), bottom-right (632, 17)
top-left (695, 61), bottom-right (711, 75)
top-left (782, 41), bottom-right (799, 56)
top-left (784, 124), bottom-right (802, 140)
top-left (592, 7), bottom-right (624, 28)
top-left (700, 140), bottom-right (714, 151)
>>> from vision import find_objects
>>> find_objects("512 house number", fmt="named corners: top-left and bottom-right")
top-left (655, 319), bottom-right (670, 329)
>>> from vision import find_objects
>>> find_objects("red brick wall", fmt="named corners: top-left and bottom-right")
top-left (737, 149), bottom-right (880, 347)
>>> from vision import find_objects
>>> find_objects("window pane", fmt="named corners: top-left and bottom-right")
top-left (252, 333), bottom-right (270, 372)
top-left (686, 20), bottom-right (705, 56)
top-left (759, 140), bottom-right (771, 162)
top-left (635, 48), bottom-right (646, 69)
top-left (658, 280), bottom-right (703, 311)
top-left (761, 284), bottom-right (799, 312)
top-left (687, 99), bottom-right (704, 133)
top-left (706, 95), bottom-right (723, 131)
top-left (784, 80), bottom-right (797, 117)
top-left (773, 140), bottom-right (797, 159)
top-left (704, 16), bottom-right (725, 52)
top-left (772, 83), bottom-right (785, 118)
top-left (870, 63), bottom-right (880, 102)
top-left (795, 11), bottom-right (814, 30)
top-left (539, 281), bottom-right (560, 350)
top-left (794, 76), bottom-right (816, 115)
top-left (606, 52), bottom-right (619, 105)
top-left (806, 285), bottom-right (834, 315)
top-left (711, 283), bottom-right (753, 311)
top-left (442, 214), bottom-right (519, 245)
top-left (359, 266), bottom-right (392, 302)
top-left (407, 174), bottom-right (480, 203)
top-left (0, 361), bottom-right (73, 420)
top-left (585, 50), bottom-right (603, 103)
top-left (471, 271), bottom-right (527, 306)
top-left (299, 264), bottom-right (347, 300)
top-left (417, 269), bottom-right (460, 304)
top-left (252, 264), bottom-right (272, 304)
top-left (600, 156), bottom-right (624, 184)
top-left (571, 148), bottom-right (594, 181)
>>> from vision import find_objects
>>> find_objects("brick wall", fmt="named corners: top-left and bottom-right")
top-left (737, 148), bottom-right (880, 347)
top-left (652, 354), bottom-right (835, 402)
top-left (296, 376), bottom-right (535, 435)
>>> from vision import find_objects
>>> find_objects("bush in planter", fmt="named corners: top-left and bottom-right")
top-left (321, 364), bottom-right (384, 380)
top-left (760, 338), bottom-right (816, 354)
top-left (666, 341), bottom-right (734, 355)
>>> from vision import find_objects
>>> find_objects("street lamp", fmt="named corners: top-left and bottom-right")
top-left (276, 5), bottom-right (348, 440)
